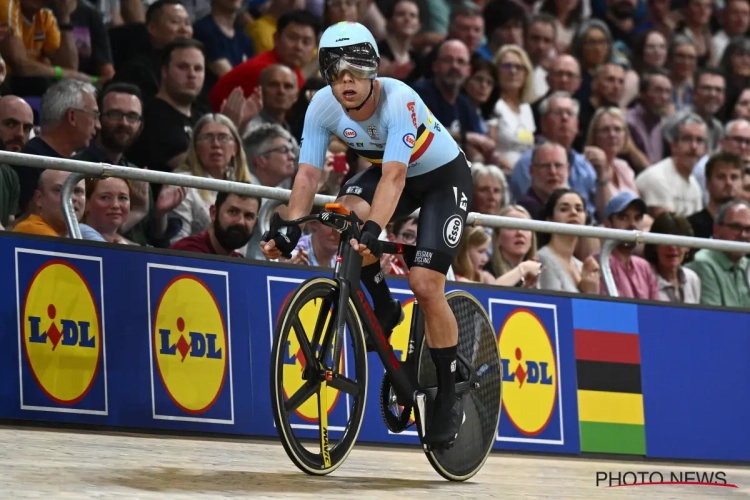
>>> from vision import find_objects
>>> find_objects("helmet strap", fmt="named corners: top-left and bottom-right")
top-left (346, 80), bottom-right (375, 113)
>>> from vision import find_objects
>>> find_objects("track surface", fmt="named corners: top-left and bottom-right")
top-left (0, 426), bottom-right (748, 499)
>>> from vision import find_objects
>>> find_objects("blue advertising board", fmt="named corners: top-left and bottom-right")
top-left (0, 232), bottom-right (749, 463)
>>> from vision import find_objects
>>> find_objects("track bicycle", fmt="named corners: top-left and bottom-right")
top-left (267, 203), bottom-right (502, 481)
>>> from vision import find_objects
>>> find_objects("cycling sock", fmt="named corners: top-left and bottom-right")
top-left (430, 345), bottom-right (457, 398)
top-left (361, 262), bottom-right (394, 312)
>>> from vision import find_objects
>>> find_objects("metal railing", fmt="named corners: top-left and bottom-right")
top-left (3, 150), bottom-right (750, 297)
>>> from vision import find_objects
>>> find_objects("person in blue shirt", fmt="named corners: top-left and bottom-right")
top-left (261, 21), bottom-right (475, 448)
top-left (193, 0), bottom-right (255, 80)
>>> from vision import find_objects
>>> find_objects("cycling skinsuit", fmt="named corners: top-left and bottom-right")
top-left (298, 77), bottom-right (473, 274)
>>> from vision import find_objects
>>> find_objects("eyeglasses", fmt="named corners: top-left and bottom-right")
top-left (73, 108), bottom-right (100, 120)
top-left (102, 109), bottom-right (142, 124)
top-left (722, 222), bottom-right (750, 235)
top-left (398, 231), bottom-right (417, 244)
top-left (678, 135), bottom-right (706, 145)
top-left (197, 133), bottom-right (234, 144)
top-left (500, 62), bottom-right (526, 73)
top-left (263, 145), bottom-right (294, 156)
top-left (728, 135), bottom-right (750, 147)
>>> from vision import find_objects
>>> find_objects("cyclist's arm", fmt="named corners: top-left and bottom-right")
top-left (367, 161), bottom-right (407, 229)
top-left (286, 164), bottom-right (322, 220)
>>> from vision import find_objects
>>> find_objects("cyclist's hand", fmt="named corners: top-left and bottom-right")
top-left (350, 220), bottom-right (383, 258)
top-left (261, 224), bottom-right (301, 259)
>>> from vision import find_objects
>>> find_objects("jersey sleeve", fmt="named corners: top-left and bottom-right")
top-left (298, 90), bottom-right (336, 170)
top-left (382, 85), bottom-right (418, 166)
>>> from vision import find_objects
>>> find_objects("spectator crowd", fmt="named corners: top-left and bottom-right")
top-left (0, 0), bottom-right (749, 309)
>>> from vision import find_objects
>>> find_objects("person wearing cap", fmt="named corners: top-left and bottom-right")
top-left (594, 191), bottom-right (659, 299)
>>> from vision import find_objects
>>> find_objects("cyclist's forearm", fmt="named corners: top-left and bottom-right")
top-left (367, 162), bottom-right (406, 229)
top-left (286, 164), bottom-right (321, 220)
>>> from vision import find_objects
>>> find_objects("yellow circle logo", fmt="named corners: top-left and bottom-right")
top-left (498, 309), bottom-right (557, 436)
top-left (280, 292), bottom-right (342, 422)
top-left (154, 275), bottom-right (227, 414)
top-left (22, 260), bottom-right (101, 404)
top-left (387, 298), bottom-right (415, 423)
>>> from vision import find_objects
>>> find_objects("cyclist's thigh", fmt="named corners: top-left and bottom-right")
top-left (411, 153), bottom-right (474, 274)
top-left (337, 165), bottom-right (420, 220)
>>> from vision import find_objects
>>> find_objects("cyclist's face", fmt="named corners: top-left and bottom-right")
top-left (331, 70), bottom-right (372, 108)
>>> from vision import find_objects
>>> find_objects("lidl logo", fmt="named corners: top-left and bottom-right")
top-left (489, 299), bottom-right (564, 446)
top-left (148, 264), bottom-right (234, 424)
top-left (267, 276), bottom-right (353, 432)
top-left (386, 297), bottom-right (416, 432)
top-left (16, 250), bottom-right (107, 415)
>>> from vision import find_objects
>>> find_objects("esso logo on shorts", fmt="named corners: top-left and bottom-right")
top-left (443, 215), bottom-right (463, 248)
top-left (343, 128), bottom-right (357, 138)
top-left (403, 133), bottom-right (416, 148)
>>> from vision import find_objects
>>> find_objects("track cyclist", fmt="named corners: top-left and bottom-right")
top-left (260, 21), bottom-right (473, 448)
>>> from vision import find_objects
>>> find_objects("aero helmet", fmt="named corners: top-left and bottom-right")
top-left (318, 22), bottom-right (380, 85)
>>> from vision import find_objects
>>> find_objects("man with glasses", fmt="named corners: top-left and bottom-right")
top-left (76, 82), bottom-right (153, 244)
top-left (517, 142), bottom-right (570, 219)
top-left (688, 150), bottom-right (743, 239)
top-left (686, 199), bottom-right (750, 307)
top-left (635, 112), bottom-right (706, 218)
top-left (530, 55), bottom-right (582, 129)
top-left (385, 216), bottom-right (418, 275)
top-left (693, 119), bottom-right (750, 203)
top-left (244, 123), bottom-right (296, 189)
top-left (13, 79), bottom-right (99, 221)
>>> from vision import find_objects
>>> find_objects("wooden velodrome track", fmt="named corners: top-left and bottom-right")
top-left (1, 425), bottom-right (748, 499)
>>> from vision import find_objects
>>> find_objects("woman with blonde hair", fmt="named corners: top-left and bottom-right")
top-left (489, 44), bottom-right (537, 173)
top-left (80, 177), bottom-right (137, 245)
top-left (162, 113), bottom-right (253, 245)
top-left (453, 226), bottom-right (542, 287)
top-left (585, 107), bottom-right (640, 218)
top-left (486, 205), bottom-right (538, 287)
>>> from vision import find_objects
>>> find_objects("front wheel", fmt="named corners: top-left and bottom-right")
top-left (270, 277), bottom-right (369, 476)
top-left (418, 290), bottom-right (502, 481)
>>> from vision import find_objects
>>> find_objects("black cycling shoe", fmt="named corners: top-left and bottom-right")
top-left (422, 394), bottom-right (465, 449)
top-left (365, 299), bottom-right (404, 352)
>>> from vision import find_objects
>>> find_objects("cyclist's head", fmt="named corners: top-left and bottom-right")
top-left (318, 22), bottom-right (380, 111)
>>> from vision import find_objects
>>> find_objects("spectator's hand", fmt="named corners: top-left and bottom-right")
top-left (584, 146), bottom-right (607, 172)
top-left (578, 256), bottom-right (601, 294)
top-left (220, 86), bottom-right (262, 132)
top-left (155, 185), bottom-right (187, 215)
top-left (380, 252), bottom-right (395, 272)
top-left (518, 259), bottom-right (543, 288)
top-left (282, 248), bottom-right (309, 265)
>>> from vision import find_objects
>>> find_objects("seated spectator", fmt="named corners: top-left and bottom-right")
top-left (510, 92), bottom-right (598, 220)
top-left (112, 0), bottom-right (193, 106)
top-left (377, 0), bottom-right (424, 85)
top-left (70, 0), bottom-right (115, 82)
top-left (667, 35), bottom-right (698, 112)
top-left (79, 177), bottom-right (135, 244)
top-left (462, 56), bottom-right (499, 137)
top-left (688, 150), bottom-right (742, 239)
top-left (635, 112), bottom-right (706, 218)
top-left (693, 119), bottom-right (750, 203)
top-left (0, 95), bottom-right (34, 152)
top-left (288, 210), bottom-right (340, 267)
top-left (490, 45), bottom-right (537, 173)
top-left (165, 113), bottom-right (252, 245)
top-left (244, 123), bottom-right (296, 189)
top-left (245, 64), bottom-right (299, 139)
top-left (0, 0), bottom-right (93, 92)
top-left (569, 20), bottom-right (614, 108)
top-left (595, 192), bottom-right (659, 299)
top-left (193, 0), bottom-right (255, 80)
top-left (626, 69), bottom-right (672, 167)
top-left (517, 141), bottom-right (570, 220)
top-left (585, 107), bottom-right (639, 216)
top-left (170, 189), bottom-right (259, 257)
top-left (453, 226), bottom-right (543, 286)
top-left (575, 62), bottom-right (626, 151)
top-left (712, 0), bottom-right (750, 63)
top-left (686, 199), bottom-right (750, 308)
top-left (127, 38), bottom-right (206, 174)
top-left (13, 169), bottom-right (85, 237)
top-left (643, 212), bottom-right (701, 304)
top-left (14, 80), bottom-right (99, 218)
top-left (209, 10), bottom-right (319, 112)
top-left (479, 0), bottom-right (527, 60)
top-left (536, 188), bottom-right (601, 294)
top-left (485, 205), bottom-right (540, 288)
top-left (383, 215), bottom-right (417, 275)
top-left (530, 55), bottom-right (582, 129)
top-left (524, 14), bottom-right (557, 101)
top-left (246, 0), bottom-right (304, 54)
top-left (411, 40), bottom-right (496, 164)
top-left (74, 82), bottom-right (150, 242)
top-left (732, 88), bottom-right (750, 121)
top-left (471, 163), bottom-right (506, 217)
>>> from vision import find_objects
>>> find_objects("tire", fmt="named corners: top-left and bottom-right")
top-left (270, 277), bottom-right (368, 476)
top-left (418, 290), bottom-right (502, 482)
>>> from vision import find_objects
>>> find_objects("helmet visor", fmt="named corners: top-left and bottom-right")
top-left (319, 43), bottom-right (378, 84)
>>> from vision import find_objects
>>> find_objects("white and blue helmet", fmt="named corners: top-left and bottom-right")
top-left (318, 22), bottom-right (380, 85)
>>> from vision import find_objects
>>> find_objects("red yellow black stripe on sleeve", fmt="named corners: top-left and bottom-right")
top-left (356, 124), bottom-right (433, 165)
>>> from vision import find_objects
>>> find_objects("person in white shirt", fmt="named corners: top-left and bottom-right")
top-left (489, 44), bottom-right (537, 174)
top-left (712, 0), bottom-right (750, 64)
top-left (635, 112), bottom-right (706, 218)
top-left (524, 14), bottom-right (558, 101)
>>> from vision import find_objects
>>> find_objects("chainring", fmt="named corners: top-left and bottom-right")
top-left (379, 374), bottom-right (414, 433)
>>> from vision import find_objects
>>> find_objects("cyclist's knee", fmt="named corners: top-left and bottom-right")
top-left (337, 195), bottom-right (371, 219)
top-left (409, 267), bottom-right (446, 307)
